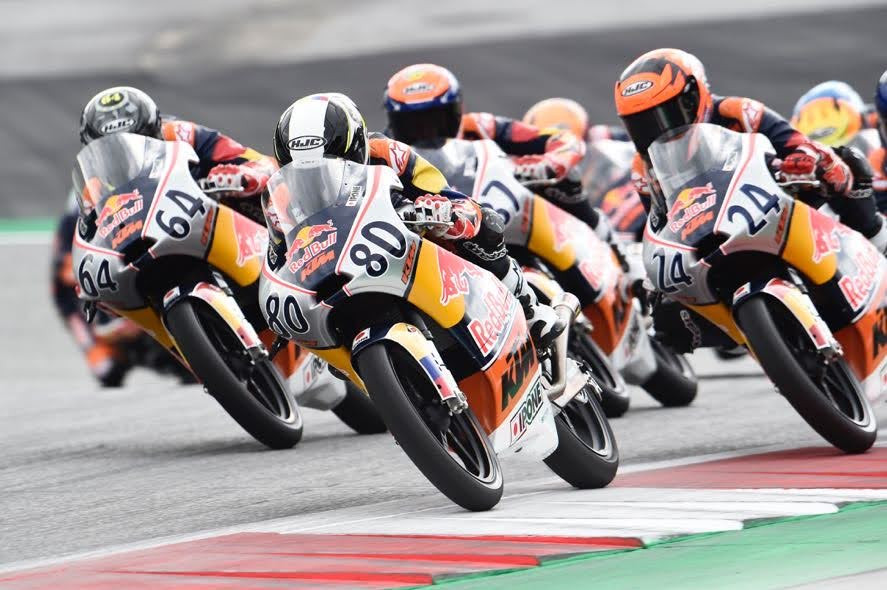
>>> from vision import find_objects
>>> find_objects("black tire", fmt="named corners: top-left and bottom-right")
top-left (355, 343), bottom-right (503, 511)
top-left (736, 296), bottom-right (876, 454)
top-left (166, 300), bottom-right (303, 449)
top-left (544, 384), bottom-right (620, 489)
top-left (641, 338), bottom-right (698, 407)
top-left (569, 328), bottom-right (630, 417)
top-left (332, 383), bottom-right (388, 434)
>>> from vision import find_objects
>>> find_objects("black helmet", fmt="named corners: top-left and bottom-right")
top-left (273, 93), bottom-right (368, 167)
top-left (79, 86), bottom-right (162, 145)
top-left (384, 64), bottom-right (462, 144)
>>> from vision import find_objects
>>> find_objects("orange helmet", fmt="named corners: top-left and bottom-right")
top-left (384, 63), bottom-right (462, 144)
top-left (522, 98), bottom-right (589, 138)
top-left (614, 48), bottom-right (712, 155)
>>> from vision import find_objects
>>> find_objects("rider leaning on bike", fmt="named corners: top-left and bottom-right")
top-left (612, 48), bottom-right (887, 352)
top-left (269, 92), bottom-right (565, 348)
top-left (53, 86), bottom-right (277, 386)
top-left (615, 48), bottom-right (886, 255)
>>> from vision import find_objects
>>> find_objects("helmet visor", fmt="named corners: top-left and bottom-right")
top-left (620, 84), bottom-right (700, 155)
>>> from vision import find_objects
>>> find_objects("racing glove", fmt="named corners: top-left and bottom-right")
top-left (200, 162), bottom-right (271, 198)
top-left (414, 194), bottom-right (481, 240)
top-left (834, 145), bottom-right (874, 199)
top-left (780, 142), bottom-right (853, 196)
top-left (513, 154), bottom-right (583, 204)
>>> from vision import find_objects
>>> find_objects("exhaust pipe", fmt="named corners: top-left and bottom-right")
top-left (545, 291), bottom-right (581, 400)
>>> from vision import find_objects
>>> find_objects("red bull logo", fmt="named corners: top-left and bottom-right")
top-left (287, 220), bottom-right (337, 275)
top-left (232, 214), bottom-right (268, 267)
top-left (97, 190), bottom-right (143, 238)
top-left (668, 183), bottom-right (718, 233)
top-left (438, 248), bottom-right (482, 306)
top-left (809, 209), bottom-right (842, 263)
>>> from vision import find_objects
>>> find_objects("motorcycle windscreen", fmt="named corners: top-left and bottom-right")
top-left (582, 139), bottom-right (635, 205)
top-left (263, 159), bottom-right (362, 290)
top-left (648, 124), bottom-right (743, 246)
top-left (72, 133), bottom-right (164, 250)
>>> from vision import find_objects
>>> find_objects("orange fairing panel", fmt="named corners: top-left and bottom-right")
top-left (208, 206), bottom-right (268, 286)
top-left (526, 196), bottom-right (579, 271)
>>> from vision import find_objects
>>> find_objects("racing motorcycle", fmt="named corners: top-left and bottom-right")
top-left (415, 139), bottom-right (697, 416)
top-left (259, 158), bottom-right (618, 511)
top-left (643, 123), bottom-right (885, 453)
top-left (71, 134), bottom-right (380, 448)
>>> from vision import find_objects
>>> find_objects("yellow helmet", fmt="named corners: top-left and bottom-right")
top-left (790, 81), bottom-right (865, 147)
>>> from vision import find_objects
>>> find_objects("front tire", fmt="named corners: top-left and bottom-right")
top-left (355, 343), bottom-right (503, 511)
top-left (736, 296), bottom-right (876, 454)
top-left (166, 300), bottom-right (303, 449)
top-left (544, 384), bottom-right (620, 489)
top-left (641, 338), bottom-right (698, 407)
top-left (569, 327), bottom-right (630, 417)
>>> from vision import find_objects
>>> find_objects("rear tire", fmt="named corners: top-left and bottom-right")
top-left (641, 338), bottom-right (698, 407)
top-left (355, 343), bottom-right (503, 511)
top-left (569, 328), bottom-right (630, 417)
top-left (332, 383), bottom-right (388, 434)
top-left (736, 296), bottom-right (876, 454)
top-left (166, 300), bottom-right (303, 449)
top-left (544, 384), bottom-right (620, 489)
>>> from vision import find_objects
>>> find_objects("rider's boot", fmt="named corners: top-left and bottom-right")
top-left (501, 258), bottom-right (566, 350)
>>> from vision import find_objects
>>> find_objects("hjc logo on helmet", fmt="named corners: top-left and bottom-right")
top-left (99, 118), bottom-right (135, 134)
top-left (403, 82), bottom-right (435, 96)
top-left (287, 135), bottom-right (326, 151)
top-left (621, 80), bottom-right (654, 97)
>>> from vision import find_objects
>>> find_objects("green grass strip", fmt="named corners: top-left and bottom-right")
top-left (0, 218), bottom-right (55, 233)
top-left (426, 500), bottom-right (887, 590)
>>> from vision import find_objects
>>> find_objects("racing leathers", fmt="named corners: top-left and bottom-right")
top-left (367, 131), bottom-right (564, 346)
top-left (53, 118), bottom-right (277, 386)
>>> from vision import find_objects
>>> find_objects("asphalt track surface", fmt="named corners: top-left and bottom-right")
top-left (2, 5), bottom-right (887, 568)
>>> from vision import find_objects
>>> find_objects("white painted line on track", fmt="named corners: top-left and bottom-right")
top-left (4, 435), bottom-right (887, 574)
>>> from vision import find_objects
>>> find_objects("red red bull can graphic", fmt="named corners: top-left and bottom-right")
top-left (808, 209), bottom-right (842, 263)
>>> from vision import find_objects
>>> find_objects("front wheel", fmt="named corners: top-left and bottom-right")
top-left (355, 343), bottom-right (503, 511)
top-left (569, 327), bottom-right (630, 417)
top-left (166, 300), bottom-right (303, 449)
top-left (544, 383), bottom-right (620, 489)
top-left (736, 296), bottom-right (876, 454)
top-left (641, 338), bottom-right (698, 407)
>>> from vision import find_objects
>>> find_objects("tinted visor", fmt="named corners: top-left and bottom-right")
top-left (387, 103), bottom-right (461, 144)
top-left (621, 82), bottom-right (700, 155)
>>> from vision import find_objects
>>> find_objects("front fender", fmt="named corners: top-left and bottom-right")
top-left (733, 278), bottom-right (839, 354)
top-left (162, 281), bottom-right (264, 352)
top-left (352, 322), bottom-right (467, 411)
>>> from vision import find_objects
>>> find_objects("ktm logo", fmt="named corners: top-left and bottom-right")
top-left (621, 80), bottom-right (653, 97)
top-left (287, 135), bottom-right (326, 151)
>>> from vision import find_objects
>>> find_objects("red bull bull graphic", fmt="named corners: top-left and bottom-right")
top-left (809, 209), bottom-right (842, 263)
top-left (287, 221), bottom-right (337, 274)
top-left (667, 183), bottom-right (717, 233)
top-left (437, 248), bottom-right (481, 305)
top-left (232, 214), bottom-right (268, 268)
top-left (97, 190), bottom-right (144, 239)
